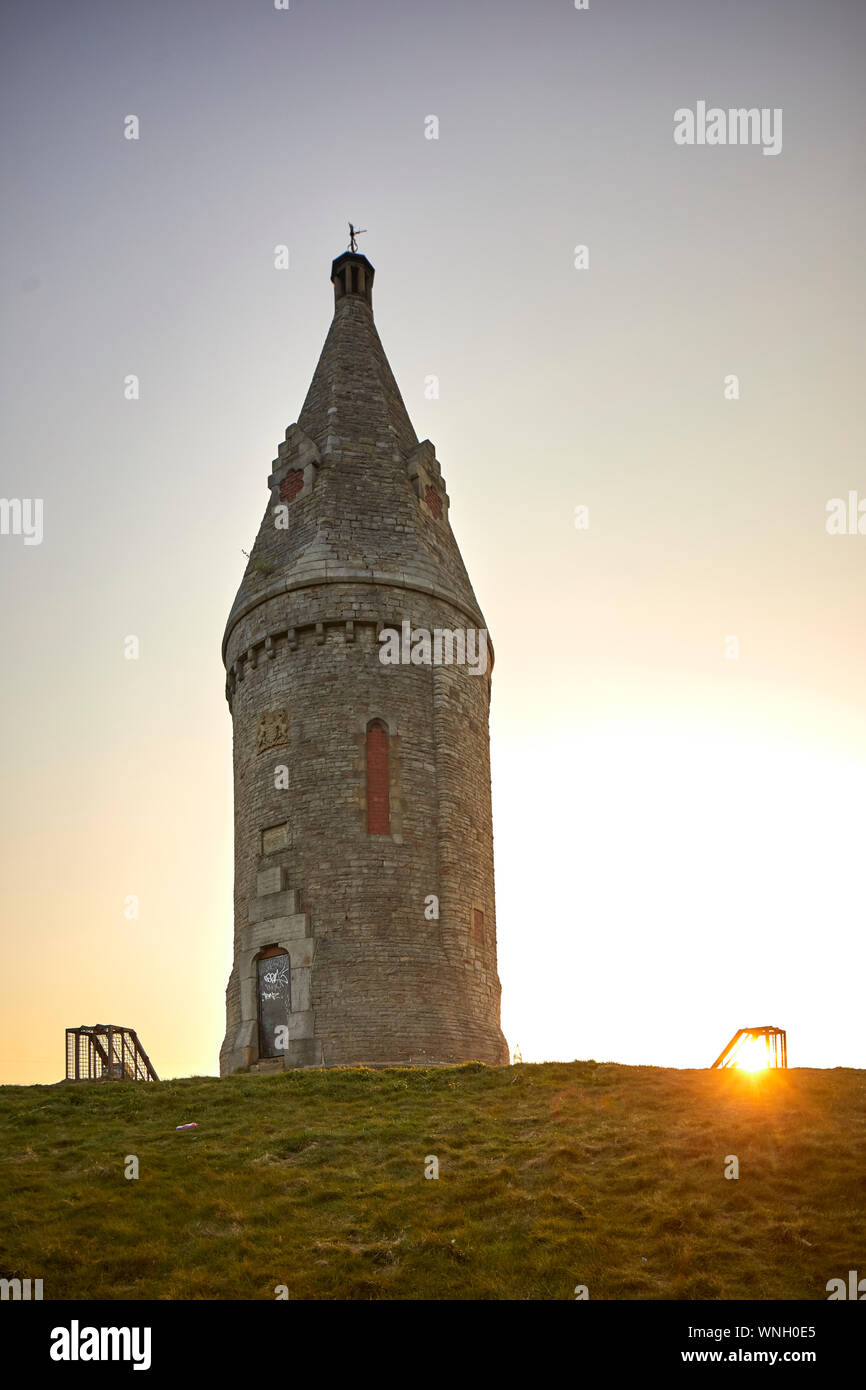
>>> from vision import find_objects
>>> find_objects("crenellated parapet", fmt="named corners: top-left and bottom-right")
top-left (225, 608), bottom-right (494, 709)
top-left (268, 422), bottom-right (321, 506)
top-left (406, 439), bottom-right (449, 522)
top-left (226, 616), bottom-right (375, 707)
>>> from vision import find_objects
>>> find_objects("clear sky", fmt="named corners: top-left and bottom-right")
top-left (1, 0), bottom-right (864, 1082)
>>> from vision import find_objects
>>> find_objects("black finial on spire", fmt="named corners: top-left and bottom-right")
top-left (331, 242), bottom-right (375, 310)
top-left (347, 222), bottom-right (367, 253)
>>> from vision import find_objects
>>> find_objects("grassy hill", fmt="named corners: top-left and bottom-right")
top-left (1, 1061), bottom-right (863, 1300)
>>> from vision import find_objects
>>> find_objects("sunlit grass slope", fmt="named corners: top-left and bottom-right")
top-left (1, 1061), bottom-right (863, 1300)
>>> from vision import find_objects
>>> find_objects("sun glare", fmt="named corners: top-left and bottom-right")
top-left (735, 1036), bottom-right (771, 1072)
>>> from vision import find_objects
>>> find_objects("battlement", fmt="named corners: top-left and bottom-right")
top-left (226, 612), bottom-right (494, 707)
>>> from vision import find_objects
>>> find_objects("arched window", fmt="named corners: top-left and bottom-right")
top-left (257, 946), bottom-right (290, 1058)
top-left (366, 720), bottom-right (390, 835)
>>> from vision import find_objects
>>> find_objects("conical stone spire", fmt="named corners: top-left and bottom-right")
top-left (220, 250), bottom-right (507, 1075)
top-left (223, 251), bottom-right (485, 654)
top-left (297, 252), bottom-right (418, 456)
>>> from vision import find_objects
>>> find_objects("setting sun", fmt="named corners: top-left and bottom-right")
top-left (734, 1036), bottom-right (771, 1072)
top-left (712, 1026), bottom-right (787, 1071)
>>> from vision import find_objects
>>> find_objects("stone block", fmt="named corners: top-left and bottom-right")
top-left (256, 866), bottom-right (285, 897)
top-left (248, 889), bottom-right (299, 922)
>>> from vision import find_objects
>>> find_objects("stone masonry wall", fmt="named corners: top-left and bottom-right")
top-left (220, 582), bottom-right (507, 1070)
top-left (219, 258), bottom-right (507, 1073)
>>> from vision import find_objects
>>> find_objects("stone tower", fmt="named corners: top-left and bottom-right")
top-left (219, 249), bottom-right (508, 1074)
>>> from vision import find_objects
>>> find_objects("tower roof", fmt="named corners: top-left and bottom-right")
top-left (296, 251), bottom-right (418, 459)
top-left (223, 251), bottom-right (486, 658)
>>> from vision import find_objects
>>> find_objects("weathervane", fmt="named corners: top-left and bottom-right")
top-left (347, 222), bottom-right (367, 253)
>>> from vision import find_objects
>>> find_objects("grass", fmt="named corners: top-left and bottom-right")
top-left (1, 1061), bottom-right (864, 1300)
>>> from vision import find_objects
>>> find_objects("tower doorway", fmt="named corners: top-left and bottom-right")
top-left (257, 947), bottom-right (291, 1058)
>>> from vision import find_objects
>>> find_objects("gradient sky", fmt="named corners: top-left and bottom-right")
top-left (1, 0), bottom-right (864, 1083)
